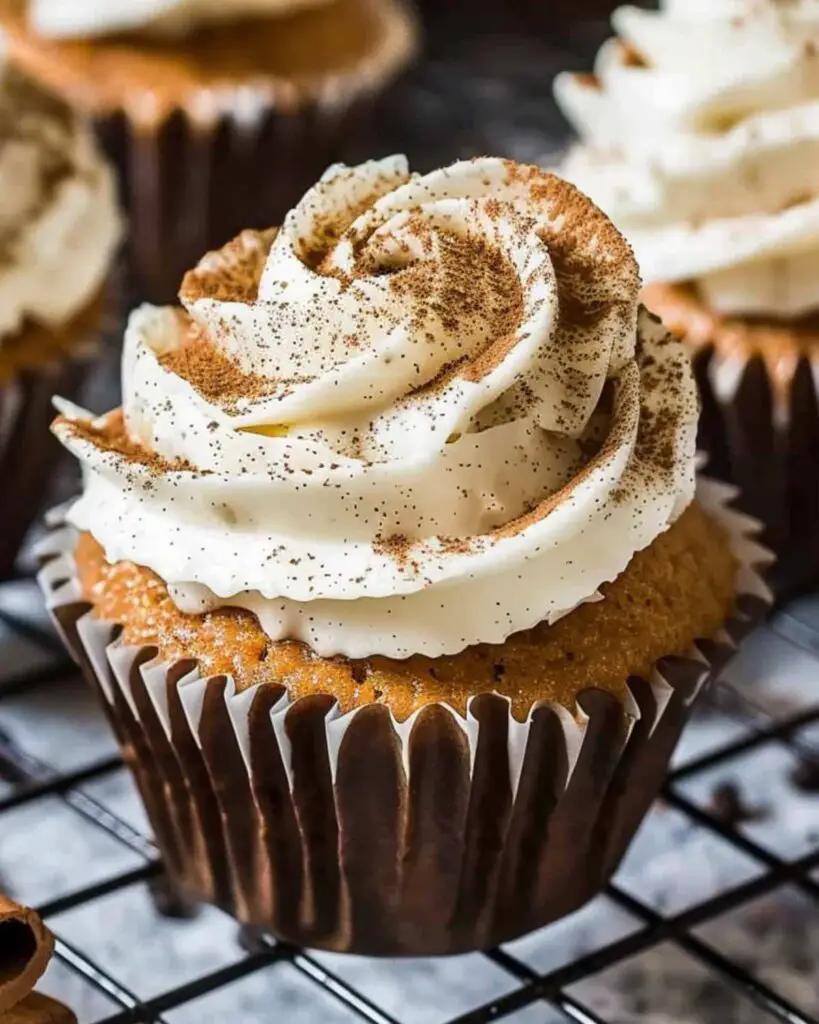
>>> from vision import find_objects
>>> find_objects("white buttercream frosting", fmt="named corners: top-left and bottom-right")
top-left (556, 0), bottom-right (819, 318)
top-left (30, 0), bottom-right (332, 38)
top-left (0, 63), bottom-right (121, 342)
top-left (54, 155), bottom-right (698, 660)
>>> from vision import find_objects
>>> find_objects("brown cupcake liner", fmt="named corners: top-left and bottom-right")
top-left (90, 2), bottom-right (419, 304)
top-left (0, 317), bottom-right (107, 582)
top-left (37, 480), bottom-right (771, 955)
top-left (98, 98), bottom-right (378, 303)
top-left (692, 346), bottom-right (819, 599)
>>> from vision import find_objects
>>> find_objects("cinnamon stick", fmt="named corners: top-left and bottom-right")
top-left (2, 991), bottom-right (77, 1023)
top-left (0, 895), bottom-right (54, 1015)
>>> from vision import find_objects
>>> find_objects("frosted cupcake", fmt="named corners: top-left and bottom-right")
top-left (40, 156), bottom-right (768, 954)
top-left (0, 0), bottom-right (418, 302)
top-left (0, 55), bottom-right (120, 578)
top-left (556, 0), bottom-right (819, 593)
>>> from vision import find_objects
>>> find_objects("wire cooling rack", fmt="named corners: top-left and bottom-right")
top-left (1, 12), bottom-right (817, 1023)
top-left (1, 575), bottom-right (819, 1024)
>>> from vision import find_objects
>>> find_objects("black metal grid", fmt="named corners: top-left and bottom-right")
top-left (0, 10), bottom-right (816, 1022)
top-left (1, 593), bottom-right (818, 1024)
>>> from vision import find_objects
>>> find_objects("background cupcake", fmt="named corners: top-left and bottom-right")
top-left (0, 0), bottom-right (418, 302)
top-left (40, 156), bottom-right (768, 954)
top-left (0, 55), bottom-right (120, 579)
top-left (556, 0), bottom-right (819, 596)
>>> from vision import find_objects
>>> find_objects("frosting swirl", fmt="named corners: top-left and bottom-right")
top-left (29, 0), bottom-right (332, 38)
top-left (55, 155), bottom-right (698, 659)
top-left (0, 61), bottom-right (121, 341)
top-left (556, 0), bottom-right (819, 318)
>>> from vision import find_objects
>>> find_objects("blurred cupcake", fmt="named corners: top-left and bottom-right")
top-left (40, 156), bottom-right (768, 954)
top-left (0, 55), bottom-right (120, 579)
top-left (0, 0), bottom-right (418, 302)
top-left (556, 0), bottom-right (819, 594)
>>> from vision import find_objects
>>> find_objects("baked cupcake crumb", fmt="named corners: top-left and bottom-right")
top-left (75, 502), bottom-right (738, 721)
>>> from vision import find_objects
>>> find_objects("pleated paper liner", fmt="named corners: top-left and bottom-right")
top-left (37, 479), bottom-right (771, 956)
top-left (692, 345), bottom-right (819, 601)
top-left (97, 94), bottom-right (382, 305)
top-left (0, 287), bottom-right (113, 581)
top-left (91, 2), bottom-right (419, 304)
top-left (0, 0), bottom-right (419, 305)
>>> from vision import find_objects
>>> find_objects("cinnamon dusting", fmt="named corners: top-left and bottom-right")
top-left (618, 40), bottom-right (648, 68)
top-left (59, 410), bottom-right (195, 474)
top-left (180, 228), bottom-right (277, 305)
top-left (159, 319), bottom-right (309, 414)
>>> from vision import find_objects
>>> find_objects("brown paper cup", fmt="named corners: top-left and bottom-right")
top-left (37, 480), bottom-right (771, 955)
top-left (0, 292), bottom-right (112, 581)
top-left (86, 0), bottom-right (419, 304)
top-left (98, 95), bottom-right (385, 304)
top-left (693, 346), bottom-right (819, 598)
top-left (4, 992), bottom-right (77, 1024)
top-left (0, 894), bottom-right (55, 1015)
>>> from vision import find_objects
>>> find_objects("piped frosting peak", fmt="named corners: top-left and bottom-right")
top-left (55, 155), bottom-right (698, 659)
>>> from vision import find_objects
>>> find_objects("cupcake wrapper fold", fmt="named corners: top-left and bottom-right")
top-left (97, 94), bottom-right (383, 304)
top-left (694, 346), bottom-right (819, 598)
top-left (37, 480), bottom-right (771, 955)
top-left (0, 351), bottom-right (95, 582)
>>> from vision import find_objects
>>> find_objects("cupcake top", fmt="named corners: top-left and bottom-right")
top-left (54, 155), bottom-right (698, 660)
top-left (556, 0), bottom-right (819, 319)
top-left (0, 0), bottom-right (418, 125)
top-left (29, 0), bottom-right (331, 38)
top-left (0, 55), bottom-right (120, 343)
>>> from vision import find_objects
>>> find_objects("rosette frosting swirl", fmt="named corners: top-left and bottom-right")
top-left (56, 155), bottom-right (698, 659)
top-left (0, 61), bottom-right (120, 342)
top-left (29, 0), bottom-right (331, 38)
top-left (556, 0), bottom-right (819, 318)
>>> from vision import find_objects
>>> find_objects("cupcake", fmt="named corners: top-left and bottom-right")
top-left (555, 0), bottom-right (819, 595)
top-left (39, 156), bottom-right (769, 954)
top-left (0, 0), bottom-right (418, 303)
top-left (0, 55), bottom-right (120, 579)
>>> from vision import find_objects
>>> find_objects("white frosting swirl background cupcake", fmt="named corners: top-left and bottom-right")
top-left (0, 0), bottom-right (418, 302)
top-left (0, 52), bottom-right (120, 578)
top-left (556, 0), bottom-right (819, 591)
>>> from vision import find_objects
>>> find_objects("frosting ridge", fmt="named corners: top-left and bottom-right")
top-left (556, 0), bottom-right (819, 318)
top-left (55, 155), bottom-right (698, 659)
